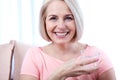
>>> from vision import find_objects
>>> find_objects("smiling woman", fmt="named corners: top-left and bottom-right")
top-left (19, 0), bottom-right (116, 80)
top-left (0, 0), bottom-right (119, 80)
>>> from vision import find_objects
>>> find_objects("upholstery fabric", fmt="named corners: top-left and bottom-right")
top-left (0, 41), bottom-right (14, 80)
top-left (12, 40), bottom-right (32, 80)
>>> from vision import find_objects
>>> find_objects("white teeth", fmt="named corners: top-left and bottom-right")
top-left (55, 32), bottom-right (68, 36)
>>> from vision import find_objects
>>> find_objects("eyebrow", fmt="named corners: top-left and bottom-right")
top-left (65, 14), bottom-right (74, 17)
top-left (47, 15), bottom-right (57, 17)
top-left (47, 14), bottom-right (73, 17)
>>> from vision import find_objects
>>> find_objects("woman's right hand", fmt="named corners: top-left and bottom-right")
top-left (48, 55), bottom-right (99, 80)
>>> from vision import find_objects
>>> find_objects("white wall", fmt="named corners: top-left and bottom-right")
top-left (78, 0), bottom-right (120, 79)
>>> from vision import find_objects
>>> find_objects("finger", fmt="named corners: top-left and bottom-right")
top-left (76, 55), bottom-right (99, 66)
top-left (71, 71), bottom-right (90, 76)
top-left (79, 62), bottom-right (99, 73)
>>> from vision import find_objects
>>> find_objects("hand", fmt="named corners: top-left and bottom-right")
top-left (48, 54), bottom-right (99, 80)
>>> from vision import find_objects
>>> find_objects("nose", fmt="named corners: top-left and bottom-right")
top-left (57, 19), bottom-right (66, 29)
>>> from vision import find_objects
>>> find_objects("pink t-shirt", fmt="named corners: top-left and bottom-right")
top-left (20, 46), bottom-right (113, 80)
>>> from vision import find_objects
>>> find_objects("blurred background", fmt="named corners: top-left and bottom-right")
top-left (0, 0), bottom-right (120, 79)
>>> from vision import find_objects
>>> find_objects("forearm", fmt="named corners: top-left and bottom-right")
top-left (47, 76), bottom-right (66, 80)
top-left (47, 70), bottom-right (67, 80)
top-left (48, 56), bottom-right (99, 80)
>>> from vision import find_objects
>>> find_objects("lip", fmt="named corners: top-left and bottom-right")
top-left (54, 32), bottom-right (69, 38)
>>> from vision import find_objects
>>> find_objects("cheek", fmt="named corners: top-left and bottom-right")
top-left (70, 23), bottom-right (76, 37)
top-left (45, 21), bottom-right (53, 31)
top-left (69, 22), bottom-right (76, 32)
top-left (72, 22), bottom-right (76, 31)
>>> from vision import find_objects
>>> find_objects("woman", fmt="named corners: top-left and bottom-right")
top-left (20, 0), bottom-right (116, 80)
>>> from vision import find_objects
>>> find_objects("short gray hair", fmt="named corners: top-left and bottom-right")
top-left (39, 0), bottom-right (84, 42)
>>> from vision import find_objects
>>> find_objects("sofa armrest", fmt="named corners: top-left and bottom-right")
top-left (0, 41), bottom-right (14, 80)
top-left (11, 40), bottom-right (32, 80)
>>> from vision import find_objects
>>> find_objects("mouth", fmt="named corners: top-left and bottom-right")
top-left (54, 31), bottom-right (69, 37)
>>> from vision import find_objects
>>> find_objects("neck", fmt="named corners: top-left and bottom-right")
top-left (44, 42), bottom-right (87, 61)
top-left (50, 42), bottom-right (81, 54)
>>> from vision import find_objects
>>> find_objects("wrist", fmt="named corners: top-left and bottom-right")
top-left (47, 74), bottom-right (67, 80)
top-left (48, 66), bottom-right (67, 80)
top-left (47, 71), bottom-right (67, 80)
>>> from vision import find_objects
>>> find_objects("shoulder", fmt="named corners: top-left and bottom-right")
top-left (27, 47), bottom-right (43, 53)
top-left (84, 45), bottom-right (110, 60)
top-left (24, 46), bottom-right (44, 59)
top-left (86, 45), bottom-right (104, 54)
top-left (86, 45), bottom-right (113, 75)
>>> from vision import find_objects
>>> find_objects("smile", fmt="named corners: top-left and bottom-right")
top-left (54, 32), bottom-right (69, 37)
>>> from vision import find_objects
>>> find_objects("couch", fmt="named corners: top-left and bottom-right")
top-left (0, 40), bottom-right (32, 80)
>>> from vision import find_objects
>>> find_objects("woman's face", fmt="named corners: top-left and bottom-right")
top-left (45, 0), bottom-right (76, 44)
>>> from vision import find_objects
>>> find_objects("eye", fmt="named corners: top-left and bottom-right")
top-left (64, 15), bottom-right (74, 21)
top-left (49, 16), bottom-right (57, 21)
top-left (66, 16), bottom-right (73, 20)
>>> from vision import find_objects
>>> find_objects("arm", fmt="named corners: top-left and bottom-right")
top-left (98, 68), bottom-right (116, 80)
top-left (20, 75), bottom-right (38, 80)
top-left (20, 49), bottom-right (40, 80)
top-left (47, 56), bottom-right (99, 80)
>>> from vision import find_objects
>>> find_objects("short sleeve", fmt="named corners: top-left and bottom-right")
top-left (97, 48), bottom-right (113, 76)
top-left (20, 48), bottom-right (40, 78)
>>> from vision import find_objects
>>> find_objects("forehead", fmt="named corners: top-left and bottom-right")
top-left (46, 0), bottom-right (72, 15)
